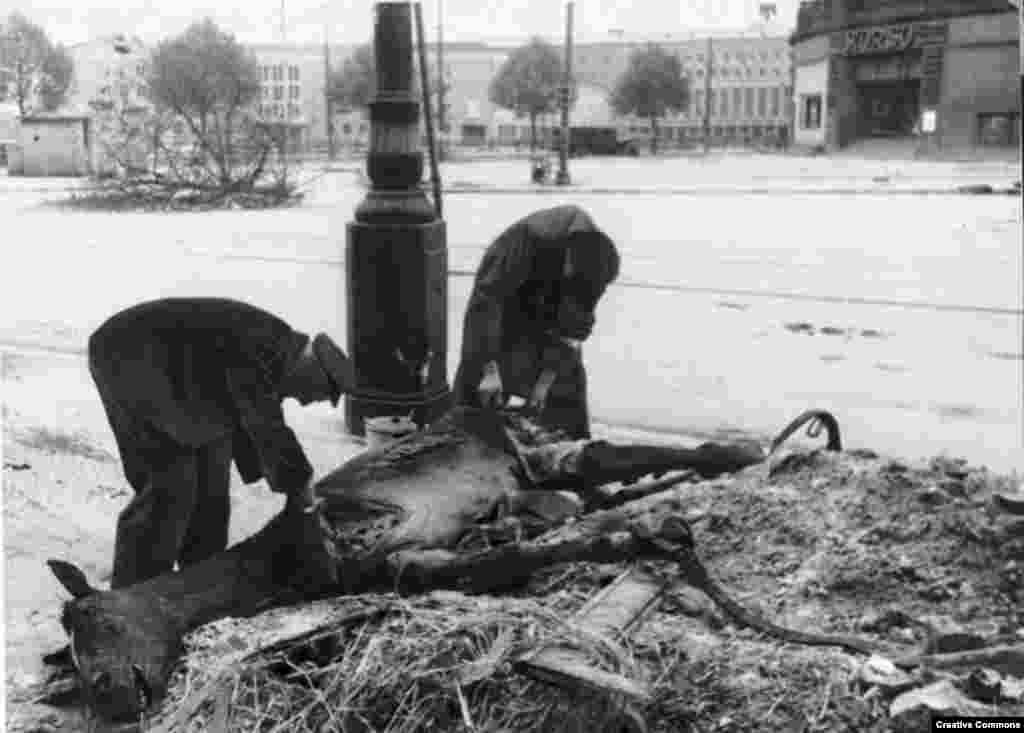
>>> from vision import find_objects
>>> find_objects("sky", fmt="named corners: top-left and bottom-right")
top-left (4, 0), bottom-right (802, 48)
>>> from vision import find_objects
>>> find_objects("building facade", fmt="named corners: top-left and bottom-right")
top-left (248, 42), bottom-right (351, 151)
top-left (417, 31), bottom-right (794, 148)
top-left (321, 29), bottom-right (794, 150)
top-left (790, 0), bottom-right (1020, 152)
top-left (65, 34), bottom-right (150, 115)
top-left (8, 115), bottom-right (93, 176)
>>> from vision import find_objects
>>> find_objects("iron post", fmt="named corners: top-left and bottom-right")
top-left (345, 1), bottom-right (450, 436)
top-left (703, 35), bottom-right (712, 154)
top-left (555, 1), bottom-right (573, 185)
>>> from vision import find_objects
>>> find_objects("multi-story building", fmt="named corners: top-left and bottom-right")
top-left (412, 30), bottom-right (793, 149)
top-left (248, 42), bottom-right (351, 152)
top-left (64, 34), bottom-right (151, 174)
top-left (65, 34), bottom-right (150, 115)
top-left (790, 0), bottom-right (1020, 153)
top-left (572, 32), bottom-right (794, 146)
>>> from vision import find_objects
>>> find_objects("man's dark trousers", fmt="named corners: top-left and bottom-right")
top-left (92, 361), bottom-right (234, 589)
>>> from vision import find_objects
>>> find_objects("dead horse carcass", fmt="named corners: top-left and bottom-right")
top-left (46, 406), bottom-right (861, 723)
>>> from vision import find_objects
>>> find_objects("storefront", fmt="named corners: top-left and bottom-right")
top-left (791, 1), bottom-right (1020, 154)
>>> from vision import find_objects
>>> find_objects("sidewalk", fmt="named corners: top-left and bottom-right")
top-left (436, 154), bottom-right (1021, 195)
top-left (4, 153), bottom-right (1019, 198)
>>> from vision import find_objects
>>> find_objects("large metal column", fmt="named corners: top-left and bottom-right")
top-left (345, 1), bottom-right (449, 436)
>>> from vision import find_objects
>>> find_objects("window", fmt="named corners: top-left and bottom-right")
top-left (733, 88), bottom-right (742, 117)
top-left (289, 65), bottom-right (300, 81)
top-left (719, 87), bottom-right (728, 116)
top-left (709, 90), bottom-right (716, 116)
top-left (801, 94), bottom-right (822, 129)
top-left (275, 65), bottom-right (284, 81)
top-left (770, 86), bottom-right (780, 117)
top-left (977, 113), bottom-right (1019, 146)
top-left (695, 90), bottom-right (704, 116)
top-left (274, 85), bottom-right (284, 100)
top-left (263, 66), bottom-right (270, 81)
top-left (745, 87), bottom-right (755, 116)
top-left (342, 123), bottom-right (352, 134)
top-left (290, 84), bottom-right (300, 99)
top-left (136, 63), bottom-right (145, 76)
top-left (757, 87), bottom-right (767, 117)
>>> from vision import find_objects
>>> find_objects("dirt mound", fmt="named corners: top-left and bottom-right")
top-left (65, 449), bottom-right (1021, 733)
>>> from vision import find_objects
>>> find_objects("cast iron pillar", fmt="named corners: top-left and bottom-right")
top-left (345, 1), bottom-right (449, 436)
top-left (555, 1), bottom-right (574, 185)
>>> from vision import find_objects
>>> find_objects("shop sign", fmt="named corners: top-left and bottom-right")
top-left (841, 24), bottom-right (914, 56)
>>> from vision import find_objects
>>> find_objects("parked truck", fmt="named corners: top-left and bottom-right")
top-left (550, 126), bottom-right (642, 157)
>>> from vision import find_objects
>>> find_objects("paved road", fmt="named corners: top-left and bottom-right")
top-left (2, 168), bottom-right (1020, 471)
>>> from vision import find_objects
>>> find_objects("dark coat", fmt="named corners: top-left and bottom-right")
top-left (453, 205), bottom-right (615, 407)
top-left (88, 298), bottom-right (313, 494)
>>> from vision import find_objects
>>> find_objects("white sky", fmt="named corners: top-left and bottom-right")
top-left (7, 0), bottom-right (801, 47)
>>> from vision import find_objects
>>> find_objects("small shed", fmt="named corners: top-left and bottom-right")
top-left (0, 103), bottom-right (18, 168)
top-left (10, 115), bottom-right (93, 177)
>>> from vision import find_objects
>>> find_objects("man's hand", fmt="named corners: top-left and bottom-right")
top-left (286, 482), bottom-right (323, 515)
top-left (478, 361), bottom-right (505, 409)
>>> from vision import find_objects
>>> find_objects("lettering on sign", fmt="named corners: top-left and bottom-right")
top-left (842, 24), bottom-right (914, 56)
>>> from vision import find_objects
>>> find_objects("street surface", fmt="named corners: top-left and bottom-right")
top-left (2, 154), bottom-right (1021, 473)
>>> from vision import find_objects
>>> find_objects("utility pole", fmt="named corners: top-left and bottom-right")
top-left (703, 34), bottom-right (712, 154)
top-left (436, 0), bottom-right (446, 160)
top-left (345, 1), bottom-right (449, 435)
top-left (323, 25), bottom-right (335, 160)
top-left (555, 0), bottom-right (573, 186)
top-left (280, 0), bottom-right (286, 41)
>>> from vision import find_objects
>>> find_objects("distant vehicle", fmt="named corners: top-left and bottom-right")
top-left (550, 126), bottom-right (645, 157)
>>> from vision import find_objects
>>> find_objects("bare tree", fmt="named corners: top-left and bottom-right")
top-left (79, 19), bottom-right (297, 210)
top-left (147, 18), bottom-right (270, 191)
top-left (0, 12), bottom-right (74, 116)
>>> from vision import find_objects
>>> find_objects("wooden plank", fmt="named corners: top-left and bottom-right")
top-left (516, 568), bottom-right (666, 701)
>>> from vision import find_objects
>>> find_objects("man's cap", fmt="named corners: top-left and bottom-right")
top-left (312, 333), bottom-right (354, 407)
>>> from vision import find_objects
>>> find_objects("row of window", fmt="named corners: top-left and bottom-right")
top-left (688, 65), bottom-right (789, 79)
top-left (105, 63), bottom-right (147, 78)
top-left (262, 65), bottom-right (300, 83)
top-left (97, 82), bottom-right (149, 100)
top-left (575, 48), bottom-right (790, 69)
top-left (492, 123), bottom-right (786, 140)
top-left (259, 103), bottom-right (303, 119)
top-left (690, 86), bottom-right (790, 119)
top-left (262, 84), bottom-right (301, 101)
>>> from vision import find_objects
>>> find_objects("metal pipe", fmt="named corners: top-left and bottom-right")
top-left (414, 1), bottom-right (443, 219)
top-left (555, 1), bottom-right (574, 185)
top-left (436, 0), bottom-right (446, 160)
top-left (703, 35), bottom-right (712, 154)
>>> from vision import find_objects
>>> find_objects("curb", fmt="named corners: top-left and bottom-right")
top-left (443, 184), bottom-right (1022, 197)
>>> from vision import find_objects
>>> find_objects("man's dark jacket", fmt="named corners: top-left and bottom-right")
top-left (454, 205), bottom-right (614, 405)
top-left (88, 298), bottom-right (313, 494)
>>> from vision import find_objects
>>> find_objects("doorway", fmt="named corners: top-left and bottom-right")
top-left (856, 80), bottom-right (920, 138)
